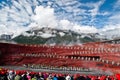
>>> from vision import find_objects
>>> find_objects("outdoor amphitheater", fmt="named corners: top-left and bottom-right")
top-left (0, 40), bottom-right (120, 80)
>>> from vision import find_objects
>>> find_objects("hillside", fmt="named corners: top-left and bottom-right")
top-left (13, 27), bottom-right (97, 45)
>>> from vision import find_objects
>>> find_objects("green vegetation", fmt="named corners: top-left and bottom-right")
top-left (13, 33), bottom-right (94, 45)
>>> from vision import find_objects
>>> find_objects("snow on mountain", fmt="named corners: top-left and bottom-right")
top-left (13, 27), bottom-right (97, 45)
top-left (21, 27), bottom-right (72, 38)
top-left (40, 33), bottom-right (56, 38)
top-left (21, 26), bottom-right (120, 40)
top-left (59, 32), bottom-right (65, 37)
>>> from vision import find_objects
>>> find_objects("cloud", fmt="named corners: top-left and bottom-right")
top-left (54, 0), bottom-right (106, 26)
top-left (59, 19), bottom-right (73, 30)
top-left (110, 15), bottom-right (120, 20)
top-left (0, 0), bottom-right (99, 37)
top-left (100, 24), bottom-right (120, 32)
top-left (97, 0), bottom-right (120, 31)
top-left (114, 0), bottom-right (120, 9)
top-left (1, 0), bottom-right (120, 39)
top-left (98, 12), bottom-right (110, 16)
top-left (54, 0), bottom-right (85, 21)
top-left (105, 0), bottom-right (120, 27)
top-left (89, 0), bottom-right (105, 17)
top-left (103, 13), bottom-right (120, 33)
top-left (72, 24), bottom-right (98, 33)
top-left (0, 0), bottom-right (35, 37)
top-left (32, 5), bottom-right (98, 33)
top-left (32, 6), bottom-right (58, 28)
top-left (84, 0), bottom-right (105, 25)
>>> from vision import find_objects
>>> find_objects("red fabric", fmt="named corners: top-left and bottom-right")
top-left (116, 74), bottom-right (120, 80)
top-left (100, 76), bottom-right (106, 80)
top-left (74, 74), bottom-right (80, 79)
top-left (91, 76), bottom-right (96, 80)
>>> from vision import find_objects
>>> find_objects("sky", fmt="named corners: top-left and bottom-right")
top-left (0, 0), bottom-right (120, 37)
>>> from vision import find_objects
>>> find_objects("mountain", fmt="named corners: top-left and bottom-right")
top-left (12, 27), bottom-right (98, 45)
top-left (0, 34), bottom-right (12, 40)
top-left (1, 27), bottom-right (120, 45)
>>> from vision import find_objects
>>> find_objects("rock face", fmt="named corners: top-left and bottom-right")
top-left (12, 27), bottom-right (120, 45)
top-left (0, 42), bottom-right (120, 74)
top-left (12, 27), bottom-right (99, 45)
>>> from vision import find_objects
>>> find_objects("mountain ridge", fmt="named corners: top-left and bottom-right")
top-left (1, 27), bottom-right (120, 45)
top-left (12, 27), bottom-right (97, 45)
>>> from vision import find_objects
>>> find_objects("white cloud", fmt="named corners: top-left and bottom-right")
top-left (100, 24), bottom-right (120, 32)
top-left (72, 24), bottom-right (98, 33)
top-left (109, 13), bottom-right (120, 20)
top-left (101, 0), bottom-right (120, 32)
top-left (114, 0), bottom-right (120, 8)
top-left (32, 6), bottom-right (58, 28)
top-left (98, 12), bottom-right (110, 16)
top-left (55, 0), bottom-right (84, 20)
top-left (0, 0), bottom-right (99, 38)
top-left (59, 19), bottom-right (73, 30)
top-left (55, 0), bottom-right (106, 25)
top-left (99, 24), bottom-right (120, 39)
top-left (1, 0), bottom-right (120, 39)
top-left (87, 0), bottom-right (105, 17)
top-left (105, 12), bottom-right (120, 27)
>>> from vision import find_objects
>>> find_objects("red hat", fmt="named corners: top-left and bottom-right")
top-left (58, 73), bottom-right (64, 77)
top-left (30, 72), bottom-right (35, 75)
top-left (16, 70), bottom-right (21, 75)
top-left (1, 71), bottom-right (5, 75)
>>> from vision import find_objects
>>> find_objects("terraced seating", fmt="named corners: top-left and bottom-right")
top-left (0, 42), bottom-right (120, 74)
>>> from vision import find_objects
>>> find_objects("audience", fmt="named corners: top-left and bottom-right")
top-left (0, 68), bottom-right (119, 80)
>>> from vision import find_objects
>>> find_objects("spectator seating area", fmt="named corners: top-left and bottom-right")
top-left (0, 68), bottom-right (120, 80)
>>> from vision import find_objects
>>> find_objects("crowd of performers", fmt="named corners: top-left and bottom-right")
top-left (0, 68), bottom-right (120, 80)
